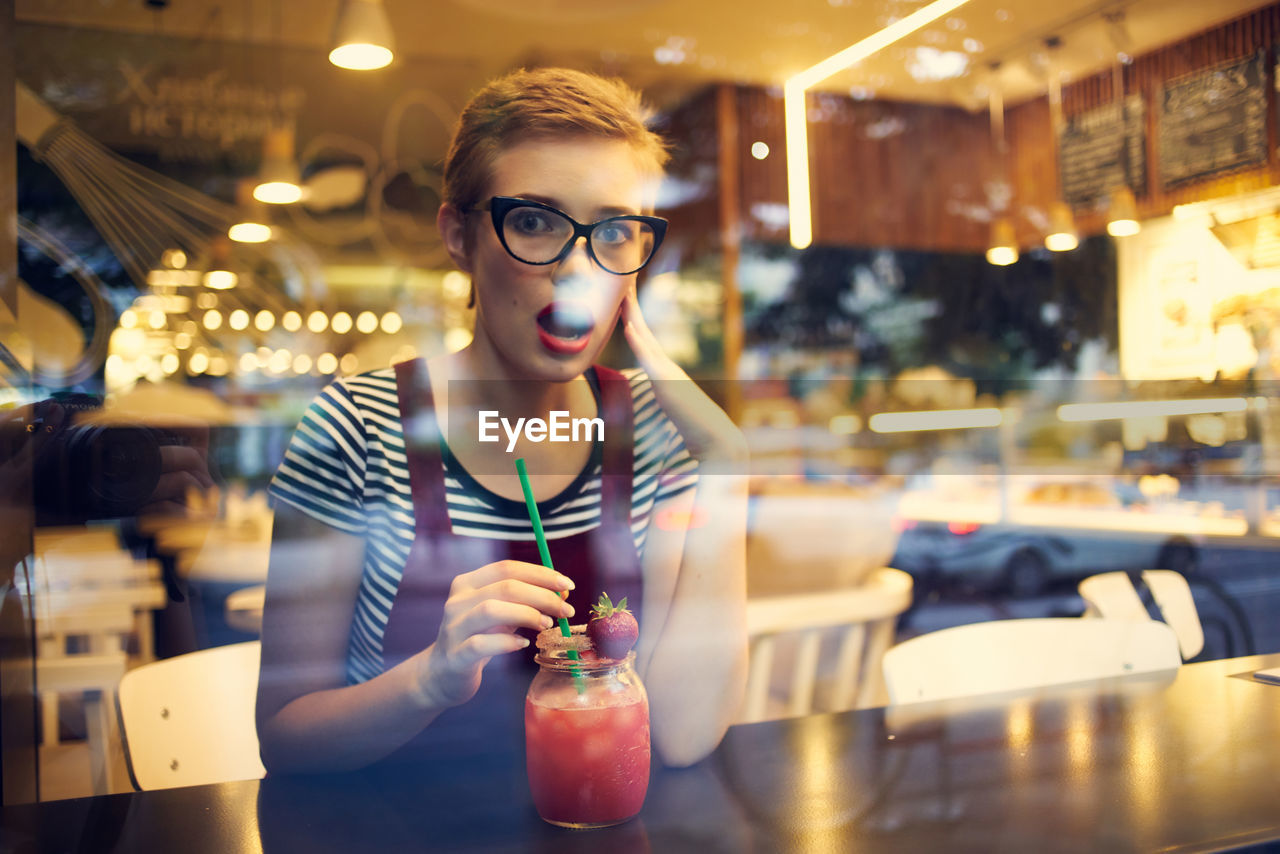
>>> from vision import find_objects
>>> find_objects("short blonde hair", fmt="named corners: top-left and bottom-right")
top-left (442, 67), bottom-right (670, 215)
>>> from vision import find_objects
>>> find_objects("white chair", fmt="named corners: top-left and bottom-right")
top-left (882, 618), bottom-right (1182, 705)
top-left (740, 567), bottom-right (913, 722)
top-left (1078, 570), bottom-right (1204, 660)
top-left (117, 641), bottom-right (265, 790)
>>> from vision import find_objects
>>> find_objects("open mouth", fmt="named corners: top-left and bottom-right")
top-left (536, 303), bottom-right (595, 355)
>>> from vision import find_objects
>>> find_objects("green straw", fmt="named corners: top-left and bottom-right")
top-left (515, 459), bottom-right (584, 689)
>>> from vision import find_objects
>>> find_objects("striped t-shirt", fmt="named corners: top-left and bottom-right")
top-left (268, 365), bottom-right (698, 684)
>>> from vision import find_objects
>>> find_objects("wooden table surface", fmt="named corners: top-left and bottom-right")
top-left (4, 653), bottom-right (1279, 853)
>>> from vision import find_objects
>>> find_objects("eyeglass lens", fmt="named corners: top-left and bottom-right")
top-left (501, 206), bottom-right (656, 274)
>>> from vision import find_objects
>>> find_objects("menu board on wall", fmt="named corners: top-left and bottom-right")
top-left (1157, 52), bottom-right (1267, 189)
top-left (1058, 95), bottom-right (1146, 207)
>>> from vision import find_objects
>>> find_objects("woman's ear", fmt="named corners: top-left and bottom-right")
top-left (437, 203), bottom-right (473, 273)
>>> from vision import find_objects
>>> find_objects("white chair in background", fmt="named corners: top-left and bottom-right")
top-left (882, 618), bottom-right (1182, 706)
top-left (1078, 570), bottom-right (1204, 660)
top-left (117, 641), bottom-right (265, 790)
top-left (740, 567), bottom-right (913, 722)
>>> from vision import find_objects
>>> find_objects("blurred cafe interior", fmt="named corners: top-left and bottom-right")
top-left (3, 0), bottom-right (1280, 842)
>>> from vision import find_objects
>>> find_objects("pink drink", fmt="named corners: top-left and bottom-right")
top-left (525, 692), bottom-right (650, 827)
top-left (525, 631), bottom-right (650, 829)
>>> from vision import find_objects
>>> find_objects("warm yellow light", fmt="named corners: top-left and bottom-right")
top-left (228, 222), bottom-right (272, 243)
top-left (784, 0), bottom-right (974, 249)
top-left (188, 351), bottom-right (209, 375)
top-left (160, 352), bottom-right (180, 374)
top-left (380, 311), bottom-right (403, 334)
top-left (269, 349), bottom-right (292, 373)
top-left (339, 352), bottom-right (359, 374)
top-left (282, 310), bottom-right (302, 332)
top-left (331, 311), bottom-right (353, 334)
top-left (1106, 186), bottom-right (1141, 237)
top-left (293, 353), bottom-right (313, 374)
top-left (161, 248), bottom-right (188, 269)
top-left (174, 332), bottom-right (192, 350)
top-left (255, 310), bottom-right (276, 332)
top-left (307, 311), bottom-right (329, 333)
top-left (986, 217), bottom-right (1018, 266)
top-left (329, 43), bottom-right (393, 70)
top-left (317, 352), bottom-right (339, 374)
top-left (120, 309), bottom-right (138, 329)
top-left (1045, 232), bottom-right (1079, 251)
top-left (356, 310), bottom-right (379, 334)
top-left (203, 309), bottom-right (223, 330)
top-left (869, 407), bottom-right (1003, 433)
top-left (208, 354), bottom-right (229, 376)
top-left (829, 414), bottom-right (861, 435)
top-left (229, 309), bottom-right (250, 331)
top-left (239, 352), bottom-right (258, 373)
top-left (986, 246), bottom-right (1018, 265)
top-left (1045, 201), bottom-right (1078, 252)
top-left (784, 81), bottom-right (813, 250)
top-left (1107, 219), bottom-right (1139, 237)
top-left (203, 269), bottom-right (236, 290)
top-left (1057, 398), bottom-right (1247, 422)
top-left (751, 141), bottom-right (770, 160)
top-left (253, 181), bottom-right (303, 205)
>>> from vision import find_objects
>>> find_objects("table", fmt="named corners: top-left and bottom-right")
top-left (4, 654), bottom-right (1280, 852)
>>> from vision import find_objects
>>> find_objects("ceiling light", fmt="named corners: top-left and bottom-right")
top-left (986, 217), bottom-right (1018, 266)
top-left (1045, 201), bottom-right (1078, 252)
top-left (282, 310), bottom-right (303, 332)
top-left (331, 311), bottom-right (353, 334)
top-left (329, 0), bottom-right (395, 70)
top-left (253, 127), bottom-right (303, 205)
top-left (230, 183), bottom-right (273, 243)
top-left (203, 269), bottom-right (238, 289)
top-left (1106, 186), bottom-right (1140, 237)
top-left (785, 0), bottom-right (974, 248)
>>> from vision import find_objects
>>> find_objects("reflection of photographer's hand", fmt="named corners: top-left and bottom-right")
top-left (139, 430), bottom-right (216, 517)
top-left (0, 403), bottom-right (65, 574)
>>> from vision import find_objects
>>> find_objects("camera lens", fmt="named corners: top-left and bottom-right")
top-left (66, 425), bottom-right (163, 516)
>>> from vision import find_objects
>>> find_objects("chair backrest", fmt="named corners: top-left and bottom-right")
top-left (117, 641), bottom-right (265, 790)
top-left (882, 618), bottom-right (1182, 705)
top-left (741, 567), bottom-right (913, 722)
top-left (1078, 570), bottom-right (1204, 660)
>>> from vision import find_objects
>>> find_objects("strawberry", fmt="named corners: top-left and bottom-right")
top-left (586, 592), bottom-right (638, 660)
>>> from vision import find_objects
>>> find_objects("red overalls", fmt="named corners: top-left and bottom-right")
top-left (376, 359), bottom-right (643, 765)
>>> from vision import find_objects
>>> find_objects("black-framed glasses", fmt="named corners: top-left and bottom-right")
top-left (477, 196), bottom-right (668, 276)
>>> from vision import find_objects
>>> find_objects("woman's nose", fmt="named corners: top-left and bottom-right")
top-left (552, 236), bottom-right (599, 281)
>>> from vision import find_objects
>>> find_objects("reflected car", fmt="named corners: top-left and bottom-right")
top-left (890, 517), bottom-right (1199, 597)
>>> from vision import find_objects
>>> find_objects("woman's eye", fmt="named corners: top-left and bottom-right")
top-left (595, 222), bottom-right (634, 245)
top-left (511, 210), bottom-right (557, 234)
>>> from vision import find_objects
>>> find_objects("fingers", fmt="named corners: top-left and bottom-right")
top-left (457, 559), bottom-right (574, 596)
top-left (452, 632), bottom-right (530, 668)
top-left (453, 598), bottom-right (555, 637)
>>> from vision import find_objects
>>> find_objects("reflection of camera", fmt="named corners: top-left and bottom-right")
top-left (28, 394), bottom-right (176, 524)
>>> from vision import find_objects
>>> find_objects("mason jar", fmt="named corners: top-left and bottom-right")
top-left (525, 627), bottom-right (650, 828)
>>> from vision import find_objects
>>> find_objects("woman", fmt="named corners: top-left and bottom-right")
top-left (256, 68), bottom-right (748, 773)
